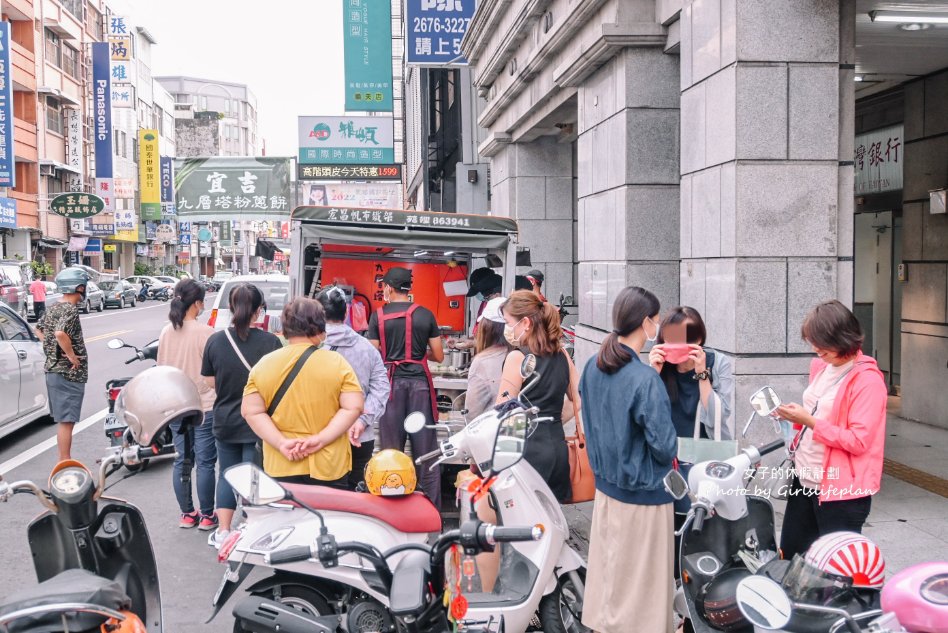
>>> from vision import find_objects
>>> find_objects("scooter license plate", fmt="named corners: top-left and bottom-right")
top-left (103, 414), bottom-right (124, 431)
top-left (213, 563), bottom-right (242, 606)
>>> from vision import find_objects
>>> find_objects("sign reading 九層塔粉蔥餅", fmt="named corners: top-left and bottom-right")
top-left (173, 157), bottom-right (292, 220)
top-left (298, 116), bottom-right (395, 165)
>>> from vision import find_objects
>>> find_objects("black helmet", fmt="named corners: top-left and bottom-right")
top-left (697, 567), bottom-right (754, 632)
top-left (54, 268), bottom-right (89, 295)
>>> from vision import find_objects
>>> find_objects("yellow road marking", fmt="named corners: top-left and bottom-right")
top-left (85, 329), bottom-right (133, 343)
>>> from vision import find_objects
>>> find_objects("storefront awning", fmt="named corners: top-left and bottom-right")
top-left (40, 159), bottom-right (82, 175)
top-left (38, 237), bottom-right (67, 248)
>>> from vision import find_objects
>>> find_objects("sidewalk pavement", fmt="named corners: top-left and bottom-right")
top-left (564, 396), bottom-right (948, 575)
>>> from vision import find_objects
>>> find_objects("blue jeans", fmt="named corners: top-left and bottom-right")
top-left (216, 440), bottom-right (258, 511)
top-left (171, 412), bottom-right (217, 516)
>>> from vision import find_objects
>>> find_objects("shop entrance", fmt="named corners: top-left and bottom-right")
top-left (853, 210), bottom-right (903, 391)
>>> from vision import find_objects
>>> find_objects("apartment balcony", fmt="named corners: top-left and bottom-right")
top-left (11, 41), bottom-right (36, 93)
top-left (2, 0), bottom-right (34, 22)
top-left (14, 118), bottom-right (38, 163)
top-left (42, 0), bottom-right (82, 40)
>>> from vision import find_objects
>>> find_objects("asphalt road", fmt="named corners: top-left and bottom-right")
top-left (0, 293), bottom-right (235, 633)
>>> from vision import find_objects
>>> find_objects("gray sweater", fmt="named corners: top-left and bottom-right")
top-left (325, 323), bottom-right (390, 443)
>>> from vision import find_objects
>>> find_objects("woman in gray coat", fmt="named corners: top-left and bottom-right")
top-left (318, 288), bottom-right (391, 490)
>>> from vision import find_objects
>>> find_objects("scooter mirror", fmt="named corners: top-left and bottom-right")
top-left (663, 469), bottom-right (690, 500)
top-left (520, 354), bottom-right (537, 379)
top-left (404, 411), bottom-right (427, 434)
top-left (735, 576), bottom-right (792, 630)
top-left (223, 463), bottom-right (288, 506)
top-left (488, 412), bottom-right (529, 476)
top-left (749, 386), bottom-right (782, 417)
top-left (107, 338), bottom-right (125, 350)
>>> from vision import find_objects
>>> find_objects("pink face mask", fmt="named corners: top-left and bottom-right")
top-left (662, 343), bottom-right (692, 364)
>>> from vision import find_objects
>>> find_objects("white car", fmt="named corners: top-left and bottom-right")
top-left (124, 275), bottom-right (172, 292)
top-left (0, 303), bottom-right (51, 439)
top-left (153, 276), bottom-right (181, 288)
top-left (208, 274), bottom-right (289, 332)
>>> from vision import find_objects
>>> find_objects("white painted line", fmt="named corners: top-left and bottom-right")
top-left (80, 302), bottom-right (167, 321)
top-left (0, 407), bottom-right (109, 476)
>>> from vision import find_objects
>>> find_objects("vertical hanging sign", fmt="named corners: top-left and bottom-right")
top-left (160, 156), bottom-right (175, 215)
top-left (66, 108), bottom-right (83, 191)
top-left (0, 23), bottom-right (15, 188)
top-left (92, 42), bottom-right (113, 211)
top-left (343, 0), bottom-right (393, 111)
top-left (139, 129), bottom-right (161, 220)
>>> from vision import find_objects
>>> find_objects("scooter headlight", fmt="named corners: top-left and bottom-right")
top-left (250, 527), bottom-right (294, 552)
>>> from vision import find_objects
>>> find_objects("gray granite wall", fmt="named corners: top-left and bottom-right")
top-left (900, 68), bottom-right (948, 428)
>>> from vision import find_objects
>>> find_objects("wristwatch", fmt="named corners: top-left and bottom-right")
top-left (693, 370), bottom-right (711, 382)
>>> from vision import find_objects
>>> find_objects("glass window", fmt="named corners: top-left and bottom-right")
top-left (0, 308), bottom-right (31, 341)
top-left (61, 45), bottom-right (79, 78)
top-left (46, 98), bottom-right (63, 134)
top-left (47, 176), bottom-right (65, 195)
top-left (61, 0), bottom-right (83, 19)
top-left (44, 29), bottom-right (61, 67)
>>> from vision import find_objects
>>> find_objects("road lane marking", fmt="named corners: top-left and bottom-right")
top-left (80, 302), bottom-right (167, 321)
top-left (0, 407), bottom-right (109, 476)
top-left (85, 330), bottom-right (133, 343)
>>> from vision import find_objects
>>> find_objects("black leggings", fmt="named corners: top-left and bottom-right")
top-left (347, 440), bottom-right (375, 491)
top-left (274, 474), bottom-right (349, 490)
top-left (779, 476), bottom-right (872, 559)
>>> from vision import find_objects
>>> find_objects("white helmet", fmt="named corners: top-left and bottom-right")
top-left (115, 366), bottom-right (203, 446)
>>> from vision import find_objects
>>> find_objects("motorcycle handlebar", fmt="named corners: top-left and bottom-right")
top-left (482, 525), bottom-right (544, 544)
top-left (124, 357), bottom-right (136, 365)
top-left (758, 439), bottom-right (785, 457)
top-left (265, 545), bottom-right (313, 566)
top-left (692, 506), bottom-right (707, 533)
top-left (414, 448), bottom-right (442, 464)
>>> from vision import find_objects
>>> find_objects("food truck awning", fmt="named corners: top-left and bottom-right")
top-left (292, 206), bottom-right (518, 251)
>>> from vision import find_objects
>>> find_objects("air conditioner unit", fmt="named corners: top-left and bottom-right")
top-left (40, 164), bottom-right (57, 177)
top-left (931, 189), bottom-right (947, 215)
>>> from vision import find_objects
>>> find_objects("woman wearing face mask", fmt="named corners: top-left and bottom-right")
top-left (495, 290), bottom-right (578, 501)
top-left (157, 279), bottom-right (218, 530)
top-left (579, 287), bottom-right (678, 633)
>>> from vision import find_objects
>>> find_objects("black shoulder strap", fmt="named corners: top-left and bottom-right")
top-left (267, 346), bottom-right (318, 418)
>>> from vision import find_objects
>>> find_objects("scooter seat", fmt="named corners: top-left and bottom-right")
top-left (284, 484), bottom-right (442, 533)
top-left (0, 568), bottom-right (130, 632)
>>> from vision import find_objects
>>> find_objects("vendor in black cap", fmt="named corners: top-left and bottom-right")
top-left (368, 267), bottom-right (445, 507)
top-left (526, 269), bottom-right (546, 302)
top-left (468, 270), bottom-right (503, 336)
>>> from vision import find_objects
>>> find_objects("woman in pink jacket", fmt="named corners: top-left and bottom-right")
top-left (776, 300), bottom-right (888, 559)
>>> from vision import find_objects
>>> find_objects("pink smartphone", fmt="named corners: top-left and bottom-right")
top-left (662, 343), bottom-right (693, 364)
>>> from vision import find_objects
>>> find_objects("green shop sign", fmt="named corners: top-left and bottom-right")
top-left (50, 193), bottom-right (106, 219)
top-left (343, 0), bottom-right (393, 111)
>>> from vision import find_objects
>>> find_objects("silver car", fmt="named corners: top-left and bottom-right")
top-left (80, 281), bottom-right (106, 314)
top-left (208, 274), bottom-right (289, 332)
top-left (0, 303), bottom-right (51, 439)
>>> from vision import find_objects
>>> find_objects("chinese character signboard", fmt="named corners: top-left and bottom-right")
top-left (854, 125), bottom-right (903, 195)
top-left (49, 193), bottom-right (106, 219)
top-left (66, 108), bottom-right (83, 189)
top-left (0, 23), bottom-right (15, 188)
top-left (160, 157), bottom-right (174, 203)
top-left (139, 130), bottom-right (161, 220)
top-left (174, 157), bottom-right (292, 220)
top-left (406, 0), bottom-right (474, 65)
top-left (293, 206), bottom-right (519, 234)
top-left (0, 198), bottom-right (16, 229)
top-left (90, 222), bottom-right (115, 235)
top-left (298, 116), bottom-right (395, 165)
top-left (298, 163), bottom-right (402, 181)
top-left (114, 178), bottom-right (135, 199)
top-left (92, 43), bottom-right (113, 211)
top-left (343, 0), bottom-right (393, 111)
top-left (114, 210), bottom-right (136, 231)
top-left (303, 182), bottom-right (401, 209)
top-left (111, 86), bottom-right (134, 109)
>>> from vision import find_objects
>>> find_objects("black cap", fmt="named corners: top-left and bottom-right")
top-left (467, 271), bottom-right (503, 297)
top-left (469, 267), bottom-right (493, 285)
top-left (382, 267), bottom-right (413, 291)
top-left (526, 269), bottom-right (544, 285)
top-left (514, 275), bottom-right (532, 291)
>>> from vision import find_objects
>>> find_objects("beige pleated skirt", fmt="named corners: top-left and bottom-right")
top-left (582, 490), bottom-right (676, 633)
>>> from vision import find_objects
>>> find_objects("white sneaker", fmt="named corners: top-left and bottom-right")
top-left (208, 528), bottom-right (231, 550)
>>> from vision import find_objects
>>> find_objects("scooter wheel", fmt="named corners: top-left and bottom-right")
top-left (539, 572), bottom-right (590, 633)
top-left (236, 585), bottom-right (332, 632)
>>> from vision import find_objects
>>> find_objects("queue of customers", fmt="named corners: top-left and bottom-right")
top-left (157, 274), bottom-right (887, 633)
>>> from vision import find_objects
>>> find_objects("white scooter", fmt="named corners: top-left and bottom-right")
top-left (211, 354), bottom-right (587, 633)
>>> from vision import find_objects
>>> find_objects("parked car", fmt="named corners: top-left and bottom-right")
top-left (26, 281), bottom-right (63, 322)
top-left (124, 275), bottom-right (171, 292)
top-left (153, 276), bottom-right (180, 288)
top-left (0, 261), bottom-right (33, 318)
top-left (99, 280), bottom-right (138, 309)
top-left (0, 302), bottom-right (51, 439)
top-left (80, 281), bottom-right (106, 314)
top-left (208, 274), bottom-right (289, 331)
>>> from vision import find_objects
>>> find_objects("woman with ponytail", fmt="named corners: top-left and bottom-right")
top-left (495, 290), bottom-right (577, 500)
top-left (157, 279), bottom-right (218, 531)
top-left (201, 283), bottom-right (282, 545)
top-left (578, 286), bottom-right (678, 632)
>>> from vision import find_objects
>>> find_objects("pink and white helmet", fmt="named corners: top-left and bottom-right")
top-left (805, 532), bottom-right (886, 589)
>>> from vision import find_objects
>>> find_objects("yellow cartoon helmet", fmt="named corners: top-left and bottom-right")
top-left (364, 449), bottom-right (417, 496)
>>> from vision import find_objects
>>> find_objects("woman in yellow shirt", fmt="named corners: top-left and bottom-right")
top-left (242, 298), bottom-right (365, 488)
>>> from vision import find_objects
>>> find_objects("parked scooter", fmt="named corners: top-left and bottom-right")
top-left (0, 365), bottom-right (204, 633)
top-left (662, 386), bottom-right (788, 632)
top-left (211, 354), bottom-right (588, 633)
top-left (148, 286), bottom-right (171, 302)
top-left (215, 411), bottom-right (542, 633)
top-left (137, 284), bottom-right (150, 303)
top-left (105, 338), bottom-right (175, 471)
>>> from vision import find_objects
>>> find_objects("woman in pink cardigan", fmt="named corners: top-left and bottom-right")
top-left (775, 300), bottom-right (888, 559)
